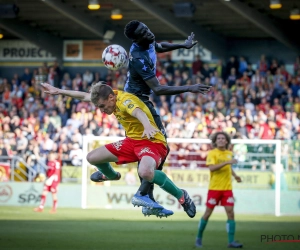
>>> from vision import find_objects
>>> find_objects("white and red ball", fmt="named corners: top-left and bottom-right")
top-left (102, 44), bottom-right (128, 71)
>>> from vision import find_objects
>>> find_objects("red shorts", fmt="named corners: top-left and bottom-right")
top-left (44, 183), bottom-right (59, 193)
top-left (206, 190), bottom-right (234, 208)
top-left (105, 137), bottom-right (167, 168)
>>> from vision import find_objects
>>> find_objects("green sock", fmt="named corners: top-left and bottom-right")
top-left (197, 217), bottom-right (208, 239)
top-left (95, 163), bottom-right (118, 179)
top-left (150, 170), bottom-right (183, 199)
top-left (226, 220), bottom-right (236, 243)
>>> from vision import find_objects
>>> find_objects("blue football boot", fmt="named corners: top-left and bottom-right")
top-left (132, 194), bottom-right (164, 210)
top-left (142, 207), bottom-right (174, 218)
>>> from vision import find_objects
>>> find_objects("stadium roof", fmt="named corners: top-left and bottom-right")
top-left (0, 0), bottom-right (299, 58)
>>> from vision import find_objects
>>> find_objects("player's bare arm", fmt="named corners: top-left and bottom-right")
top-left (156, 32), bottom-right (198, 53)
top-left (208, 159), bottom-right (238, 172)
top-left (145, 77), bottom-right (211, 96)
top-left (41, 83), bottom-right (91, 102)
top-left (131, 108), bottom-right (159, 139)
top-left (231, 169), bottom-right (242, 183)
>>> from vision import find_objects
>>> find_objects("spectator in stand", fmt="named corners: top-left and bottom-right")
top-left (294, 56), bottom-right (300, 76)
top-left (93, 72), bottom-right (103, 84)
top-left (22, 68), bottom-right (32, 85)
top-left (47, 67), bottom-right (56, 87)
top-left (16, 129), bottom-right (28, 155)
top-left (270, 59), bottom-right (279, 75)
top-left (35, 67), bottom-right (47, 85)
top-left (238, 56), bottom-right (248, 75)
top-left (0, 138), bottom-right (9, 159)
top-left (200, 63), bottom-right (211, 81)
top-left (214, 59), bottom-right (226, 80)
top-left (177, 59), bottom-right (190, 74)
top-left (40, 114), bottom-right (56, 137)
top-left (3, 86), bottom-right (11, 108)
top-left (83, 70), bottom-right (94, 85)
top-left (226, 56), bottom-right (239, 78)
top-left (69, 143), bottom-right (83, 166)
top-left (257, 54), bottom-right (268, 76)
top-left (227, 68), bottom-right (237, 90)
top-left (49, 109), bottom-right (62, 129)
top-left (245, 64), bottom-right (255, 79)
top-left (239, 71), bottom-right (250, 85)
top-left (61, 73), bottom-right (72, 88)
top-left (164, 54), bottom-right (175, 75)
top-left (192, 54), bottom-right (203, 76)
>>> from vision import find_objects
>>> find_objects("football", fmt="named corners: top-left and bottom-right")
top-left (102, 44), bottom-right (128, 70)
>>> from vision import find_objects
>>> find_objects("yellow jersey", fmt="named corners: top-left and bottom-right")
top-left (113, 90), bottom-right (167, 146)
top-left (206, 148), bottom-right (233, 190)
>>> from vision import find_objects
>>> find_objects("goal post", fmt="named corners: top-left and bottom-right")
top-left (81, 136), bottom-right (124, 209)
top-left (81, 136), bottom-right (283, 215)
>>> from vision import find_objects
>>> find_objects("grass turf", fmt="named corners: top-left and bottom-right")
top-left (0, 206), bottom-right (300, 250)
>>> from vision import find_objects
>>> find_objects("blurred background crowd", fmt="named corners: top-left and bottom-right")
top-left (1, 54), bottom-right (300, 169)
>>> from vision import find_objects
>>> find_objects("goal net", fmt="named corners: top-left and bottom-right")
top-left (81, 136), bottom-right (299, 216)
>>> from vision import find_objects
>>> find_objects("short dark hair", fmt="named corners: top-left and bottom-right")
top-left (124, 20), bottom-right (140, 40)
top-left (90, 81), bottom-right (114, 104)
top-left (210, 132), bottom-right (231, 149)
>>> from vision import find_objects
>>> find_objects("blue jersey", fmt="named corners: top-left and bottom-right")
top-left (124, 42), bottom-right (159, 96)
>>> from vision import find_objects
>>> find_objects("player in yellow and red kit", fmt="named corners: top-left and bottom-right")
top-left (195, 132), bottom-right (243, 248)
top-left (34, 152), bottom-right (61, 213)
top-left (41, 82), bottom-right (196, 218)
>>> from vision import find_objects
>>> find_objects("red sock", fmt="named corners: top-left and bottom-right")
top-left (178, 194), bottom-right (185, 204)
top-left (40, 195), bottom-right (46, 208)
top-left (53, 200), bottom-right (57, 210)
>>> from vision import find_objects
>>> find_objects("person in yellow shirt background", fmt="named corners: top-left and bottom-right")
top-left (195, 132), bottom-right (243, 248)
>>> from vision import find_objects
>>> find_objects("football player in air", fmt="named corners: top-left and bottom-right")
top-left (41, 82), bottom-right (197, 218)
top-left (95, 20), bottom-right (210, 217)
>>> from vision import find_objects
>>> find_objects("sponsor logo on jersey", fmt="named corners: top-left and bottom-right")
top-left (123, 99), bottom-right (131, 106)
top-left (115, 115), bottom-right (125, 121)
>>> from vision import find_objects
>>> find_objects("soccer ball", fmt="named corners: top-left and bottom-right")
top-left (102, 44), bottom-right (128, 71)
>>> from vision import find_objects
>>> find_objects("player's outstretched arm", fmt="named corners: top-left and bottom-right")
top-left (145, 77), bottom-right (211, 96)
top-left (156, 32), bottom-right (197, 53)
top-left (131, 108), bottom-right (159, 140)
top-left (41, 83), bottom-right (91, 102)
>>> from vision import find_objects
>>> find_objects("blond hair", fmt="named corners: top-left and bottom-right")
top-left (90, 81), bottom-right (114, 105)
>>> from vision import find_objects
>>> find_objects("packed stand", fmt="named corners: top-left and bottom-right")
top-left (0, 55), bottom-right (300, 173)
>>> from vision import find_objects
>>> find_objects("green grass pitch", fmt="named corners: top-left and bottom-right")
top-left (0, 206), bottom-right (300, 250)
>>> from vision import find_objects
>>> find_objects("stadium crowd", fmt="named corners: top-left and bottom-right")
top-left (0, 55), bottom-right (300, 171)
